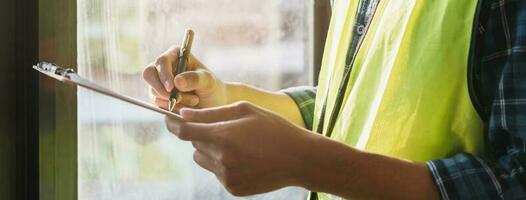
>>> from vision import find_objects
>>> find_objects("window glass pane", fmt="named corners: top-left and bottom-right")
top-left (78, 0), bottom-right (312, 199)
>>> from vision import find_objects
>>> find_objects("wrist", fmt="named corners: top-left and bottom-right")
top-left (296, 133), bottom-right (359, 194)
top-left (223, 81), bottom-right (245, 104)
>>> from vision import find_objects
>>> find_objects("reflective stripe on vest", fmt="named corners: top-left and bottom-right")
top-left (313, 0), bottom-right (484, 199)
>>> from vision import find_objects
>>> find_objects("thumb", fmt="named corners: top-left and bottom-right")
top-left (174, 69), bottom-right (215, 93)
top-left (180, 101), bottom-right (254, 123)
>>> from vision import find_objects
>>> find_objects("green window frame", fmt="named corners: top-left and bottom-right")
top-left (39, 0), bottom-right (78, 199)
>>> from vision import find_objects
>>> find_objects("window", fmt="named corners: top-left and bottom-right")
top-left (77, 0), bottom-right (314, 199)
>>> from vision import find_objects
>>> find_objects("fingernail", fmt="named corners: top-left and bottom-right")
top-left (175, 77), bottom-right (187, 88)
top-left (164, 81), bottom-right (172, 91)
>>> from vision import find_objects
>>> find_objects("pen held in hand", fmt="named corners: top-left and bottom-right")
top-left (169, 29), bottom-right (195, 112)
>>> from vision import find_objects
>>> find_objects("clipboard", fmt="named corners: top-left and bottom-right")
top-left (34, 62), bottom-right (184, 121)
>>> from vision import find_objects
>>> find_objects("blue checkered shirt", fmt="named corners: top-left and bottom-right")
top-left (283, 0), bottom-right (526, 199)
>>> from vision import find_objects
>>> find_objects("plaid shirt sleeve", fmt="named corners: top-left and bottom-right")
top-left (281, 86), bottom-right (317, 130)
top-left (427, 0), bottom-right (526, 199)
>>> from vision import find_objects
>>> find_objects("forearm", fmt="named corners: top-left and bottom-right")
top-left (224, 82), bottom-right (305, 128)
top-left (300, 134), bottom-right (440, 200)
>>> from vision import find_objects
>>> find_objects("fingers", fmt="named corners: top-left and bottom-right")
top-left (150, 87), bottom-right (166, 100)
top-left (143, 65), bottom-right (170, 98)
top-left (170, 104), bottom-right (185, 114)
top-left (192, 141), bottom-right (222, 159)
top-left (165, 117), bottom-right (216, 141)
top-left (193, 150), bottom-right (217, 173)
top-left (151, 88), bottom-right (199, 108)
top-left (174, 70), bottom-right (215, 93)
top-left (180, 101), bottom-right (254, 123)
top-left (154, 97), bottom-right (183, 113)
top-left (143, 45), bottom-right (211, 107)
top-left (155, 55), bottom-right (176, 92)
top-left (154, 97), bottom-right (168, 110)
top-left (159, 46), bottom-right (205, 71)
top-left (178, 93), bottom-right (200, 107)
top-left (143, 46), bottom-right (180, 95)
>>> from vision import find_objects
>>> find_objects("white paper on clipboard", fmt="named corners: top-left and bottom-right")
top-left (33, 62), bottom-right (184, 121)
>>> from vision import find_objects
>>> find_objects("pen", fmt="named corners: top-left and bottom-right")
top-left (169, 29), bottom-right (195, 112)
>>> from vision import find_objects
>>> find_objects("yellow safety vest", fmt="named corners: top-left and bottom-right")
top-left (313, 0), bottom-right (484, 199)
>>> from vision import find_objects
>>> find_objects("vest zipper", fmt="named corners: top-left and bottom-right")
top-left (317, 0), bottom-right (381, 137)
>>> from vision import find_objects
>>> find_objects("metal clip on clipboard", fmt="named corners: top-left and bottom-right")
top-left (33, 62), bottom-right (184, 121)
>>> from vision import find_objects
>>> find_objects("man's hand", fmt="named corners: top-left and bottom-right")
top-left (165, 101), bottom-right (313, 196)
top-left (142, 46), bottom-right (228, 111)
top-left (142, 46), bottom-right (307, 126)
top-left (164, 101), bottom-right (440, 199)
